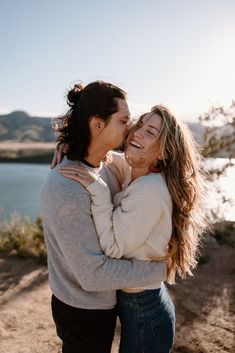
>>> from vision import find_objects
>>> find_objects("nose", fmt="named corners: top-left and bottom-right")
top-left (126, 119), bottom-right (133, 131)
top-left (133, 127), bottom-right (143, 138)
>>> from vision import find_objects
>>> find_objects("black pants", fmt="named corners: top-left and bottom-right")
top-left (51, 295), bottom-right (117, 353)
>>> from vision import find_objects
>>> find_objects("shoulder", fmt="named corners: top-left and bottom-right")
top-left (42, 166), bottom-right (90, 205)
top-left (131, 173), bottom-right (167, 191)
top-left (128, 173), bottom-right (171, 203)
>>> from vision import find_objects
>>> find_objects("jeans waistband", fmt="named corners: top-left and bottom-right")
top-left (117, 286), bottom-right (165, 302)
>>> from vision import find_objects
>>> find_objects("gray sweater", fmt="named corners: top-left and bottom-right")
top-left (40, 157), bottom-right (166, 309)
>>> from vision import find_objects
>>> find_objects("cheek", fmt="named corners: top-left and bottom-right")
top-left (117, 125), bottom-right (126, 135)
top-left (146, 141), bottom-right (160, 158)
top-left (151, 136), bottom-right (160, 148)
top-left (111, 128), bottom-right (124, 143)
top-left (150, 141), bottom-right (158, 151)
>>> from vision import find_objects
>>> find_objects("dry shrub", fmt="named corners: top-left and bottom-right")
top-left (0, 214), bottom-right (46, 262)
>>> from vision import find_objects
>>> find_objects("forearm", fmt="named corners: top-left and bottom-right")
top-left (83, 257), bottom-right (166, 292)
top-left (87, 179), bottom-right (162, 259)
top-left (49, 193), bottom-right (165, 292)
top-left (54, 226), bottom-right (166, 292)
top-left (88, 179), bottom-right (126, 258)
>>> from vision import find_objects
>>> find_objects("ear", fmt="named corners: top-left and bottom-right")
top-left (90, 116), bottom-right (105, 135)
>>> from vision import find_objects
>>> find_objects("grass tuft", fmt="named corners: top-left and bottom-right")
top-left (0, 214), bottom-right (47, 262)
top-left (212, 221), bottom-right (235, 246)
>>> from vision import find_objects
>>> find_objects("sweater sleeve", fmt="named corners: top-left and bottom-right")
top-left (42, 178), bottom-right (166, 292)
top-left (87, 177), bottom-right (163, 259)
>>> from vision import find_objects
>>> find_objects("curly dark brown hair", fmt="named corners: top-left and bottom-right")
top-left (57, 81), bottom-right (126, 161)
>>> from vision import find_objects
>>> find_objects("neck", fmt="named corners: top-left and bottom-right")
top-left (85, 144), bottom-right (109, 168)
top-left (131, 166), bottom-right (150, 181)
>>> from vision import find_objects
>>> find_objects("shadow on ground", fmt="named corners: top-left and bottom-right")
top-left (170, 236), bottom-right (235, 352)
top-left (0, 255), bottom-right (47, 305)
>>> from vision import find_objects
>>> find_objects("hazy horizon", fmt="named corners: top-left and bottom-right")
top-left (0, 107), bottom-right (206, 123)
top-left (1, 0), bottom-right (234, 121)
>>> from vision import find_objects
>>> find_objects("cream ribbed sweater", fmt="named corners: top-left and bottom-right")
top-left (87, 152), bottom-right (173, 289)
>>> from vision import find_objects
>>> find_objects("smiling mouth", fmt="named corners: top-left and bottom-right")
top-left (130, 141), bottom-right (143, 149)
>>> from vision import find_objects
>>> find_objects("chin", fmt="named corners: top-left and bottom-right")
top-left (126, 145), bottom-right (135, 155)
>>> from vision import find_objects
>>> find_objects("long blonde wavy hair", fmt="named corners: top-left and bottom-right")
top-left (133, 105), bottom-right (208, 284)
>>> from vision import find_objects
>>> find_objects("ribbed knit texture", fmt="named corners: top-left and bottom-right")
top-left (40, 154), bottom-right (166, 309)
top-left (87, 155), bottom-right (173, 289)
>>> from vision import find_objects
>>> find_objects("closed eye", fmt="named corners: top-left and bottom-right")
top-left (148, 130), bottom-right (155, 136)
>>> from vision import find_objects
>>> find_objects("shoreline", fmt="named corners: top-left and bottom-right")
top-left (1, 142), bottom-right (235, 162)
top-left (0, 155), bottom-right (54, 164)
top-left (0, 142), bottom-right (55, 164)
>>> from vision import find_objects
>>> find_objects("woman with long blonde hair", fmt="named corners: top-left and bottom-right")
top-left (60, 104), bottom-right (208, 353)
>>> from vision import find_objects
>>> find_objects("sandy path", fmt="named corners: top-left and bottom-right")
top-left (0, 142), bottom-right (55, 150)
top-left (0, 257), bottom-right (120, 353)
top-left (0, 237), bottom-right (234, 353)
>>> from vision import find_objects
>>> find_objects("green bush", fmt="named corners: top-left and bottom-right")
top-left (212, 221), bottom-right (235, 246)
top-left (0, 214), bottom-right (47, 262)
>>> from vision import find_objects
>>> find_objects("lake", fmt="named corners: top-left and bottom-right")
top-left (0, 160), bottom-right (235, 222)
top-left (0, 163), bottom-right (50, 221)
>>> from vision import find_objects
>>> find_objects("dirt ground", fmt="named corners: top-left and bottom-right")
top-left (0, 237), bottom-right (234, 353)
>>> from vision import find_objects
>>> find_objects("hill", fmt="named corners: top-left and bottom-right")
top-left (0, 110), bottom-right (234, 159)
top-left (0, 111), bottom-right (56, 143)
top-left (0, 111), bottom-right (56, 162)
top-left (0, 110), bottom-right (204, 143)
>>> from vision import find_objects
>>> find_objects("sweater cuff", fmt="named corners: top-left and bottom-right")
top-left (86, 177), bottom-right (108, 196)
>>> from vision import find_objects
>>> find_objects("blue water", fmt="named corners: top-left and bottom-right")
top-left (203, 158), bottom-right (235, 221)
top-left (0, 161), bottom-right (235, 221)
top-left (0, 163), bottom-right (50, 220)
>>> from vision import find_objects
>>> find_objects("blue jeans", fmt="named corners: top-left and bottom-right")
top-left (117, 284), bottom-right (175, 353)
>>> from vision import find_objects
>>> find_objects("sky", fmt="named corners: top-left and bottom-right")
top-left (0, 0), bottom-right (235, 121)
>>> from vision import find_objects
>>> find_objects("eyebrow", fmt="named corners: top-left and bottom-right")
top-left (138, 117), bottom-right (160, 132)
top-left (120, 116), bottom-right (131, 122)
top-left (148, 124), bottom-right (160, 132)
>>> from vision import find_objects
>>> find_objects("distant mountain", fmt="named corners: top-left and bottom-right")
top-left (0, 110), bottom-right (206, 144)
top-left (186, 121), bottom-right (206, 144)
top-left (1, 111), bottom-right (235, 159)
top-left (0, 111), bottom-right (56, 143)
